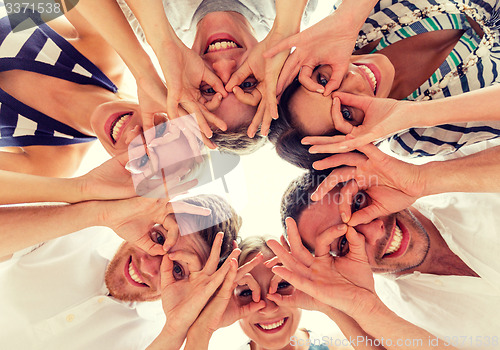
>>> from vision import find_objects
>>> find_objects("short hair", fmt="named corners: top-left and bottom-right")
top-left (268, 78), bottom-right (333, 169)
top-left (280, 170), bottom-right (331, 234)
top-left (212, 126), bottom-right (267, 155)
top-left (177, 194), bottom-right (242, 265)
top-left (237, 235), bottom-right (274, 266)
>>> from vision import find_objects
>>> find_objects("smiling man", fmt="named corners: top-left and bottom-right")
top-left (280, 172), bottom-right (500, 349)
top-left (0, 194), bottom-right (240, 350)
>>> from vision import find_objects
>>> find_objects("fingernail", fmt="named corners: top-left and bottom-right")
top-left (309, 148), bottom-right (317, 154)
top-left (217, 94), bottom-right (223, 100)
top-left (341, 212), bottom-right (348, 223)
top-left (316, 88), bottom-right (324, 94)
top-left (339, 145), bottom-right (348, 150)
top-left (337, 224), bottom-right (347, 231)
top-left (312, 162), bottom-right (318, 170)
top-left (301, 139), bottom-right (310, 145)
top-left (310, 192), bottom-right (318, 201)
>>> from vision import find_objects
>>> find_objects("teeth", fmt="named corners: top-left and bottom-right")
top-left (358, 65), bottom-right (377, 93)
top-left (385, 225), bottom-right (403, 255)
top-left (111, 113), bottom-right (132, 142)
top-left (258, 318), bottom-right (285, 330)
top-left (128, 261), bottom-right (145, 284)
top-left (207, 40), bottom-right (238, 53)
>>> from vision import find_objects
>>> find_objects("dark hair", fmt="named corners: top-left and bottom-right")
top-left (177, 194), bottom-right (242, 265)
top-left (268, 77), bottom-right (334, 170)
top-left (280, 170), bottom-right (332, 233)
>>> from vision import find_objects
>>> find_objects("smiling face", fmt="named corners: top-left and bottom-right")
top-left (191, 11), bottom-right (259, 130)
top-left (296, 188), bottom-right (430, 274)
top-left (288, 54), bottom-right (395, 136)
top-left (236, 251), bottom-right (301, 349)
top-left (104, 221), bottom-right (210, 302)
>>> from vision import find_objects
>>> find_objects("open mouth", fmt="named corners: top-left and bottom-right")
top-left (383, 220), bottom-right (410, 258)
top-left (124, 256), bottom-right (148, 287)
top-left (357, 64), bottom-right (378, 94)
top-left (255, 317), bottom-right (288, 334)
top-left (204, 34), bottom-right (242, 54)
top-left (108, 112), bottom-right (133, 144)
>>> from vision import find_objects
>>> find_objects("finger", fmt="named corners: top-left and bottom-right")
top-left (280, 235), bottom-right (291, 252)
top-left (226, 64), bottom-right (253, 92)
top-left (161, 216), bottom-right (179, 252)
top-left (298, 65), bottom-right (324, 93)
top-left (268, 273), bottom-right (282, 295)
top-left (338, 179), bottom-right (359, 224)
top-left (159, 255), bottom-right (176, 288)
top-left (237, 273), bottom-right (261, 303)
top-left (203, 71), bottom-right (228, 98)
top-left (263, 256), bottom-right (280, 268)
top-left (202, 231), bottom-right (224, 274)
top-left (323, 66), bottom-right (345, 95)
top-left (271, 265), bottom-right (313, 294)
top-left (217, 258), bottom-right (238, 296)
top-left (331, 97), bottom-right (354, 135)
top-left (141, 112), bottom-right (156, 132)
top-left (236, 252), bottom-right (264, 280)
top-left (311, 152), bottom-right (367, 171)
top-left (247, 101), bottom-right (265, 138)
top-left (301, 135), bottom-right (347, 146)
top-left (260, 98), bottom-right (276, 136)
top-left (276, 52), bottom-right (301, 95)
top-left (332, 91), bottom-right (373, 111)
top-left (238, 300), bottom-right (266, 318)
top-left (310, 167), bottom-right (357, 202)
top-left (166, 93), bottom-right (181, 121)
top-left (285, 217), bottom-right (314, 267)
top-left (357, 144), bottom-right (387, 162)
top-left (166, 201), bottom-right (211, 216)
top-left (344, 226), bottom-right (369, 263)
top-left (179, 101), bottom-right (214, 137)
top-left (315, 224), bottom-right (348, 257)
top-left (232, 86), bottom-right (261, 106)
top-left (203, 92), bottom-right (223, 111)
top-left (348, 204), bottom-right (385, 226)
top-left (266, 239), bottom-right (310, 277)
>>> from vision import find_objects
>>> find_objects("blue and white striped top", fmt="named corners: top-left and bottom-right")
top-left (0, 2), bottom-right (117, 147)
top-left (347, 0), bottom-right (500, 157)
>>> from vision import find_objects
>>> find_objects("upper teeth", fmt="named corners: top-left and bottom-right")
top-left (385, 224), bottom-right (403, 255)
top-left (358, 65), bottom-right (377, 93)
top-left (258, 318), bottom-right (285, 330)
top-left (207, 40), bottom-right (238, 53)
top-left (128, 260), bottom-right (145, 285)
top-left (111, 113), bottom-right (132, 142)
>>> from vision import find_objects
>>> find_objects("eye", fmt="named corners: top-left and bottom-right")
top-left (337, 235), bottom-right (349, 257)
top-left (316, 73), bottom-right (328, 87)
top-left (238, 288), bottom-right (253, 298)
top-left (200, 84), bottom-right (216, 95)
top-left (172, 262), bottom-right (185, 281)
top-left (239, 77), bottom-right (258, 91)
top-left (149, 230), bottom-right (165, 245)
top-left (155, 122), bottom-right (167, 138)
top-left (341, 106), bottom-right (353, 121)
top-left (277, 281), bottom-right (291, 290)
top-left (352, 192), bottom-right (368, 213)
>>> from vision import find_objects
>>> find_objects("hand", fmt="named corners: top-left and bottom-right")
top-left (156, 39), bottom-right (228, 140)
top-left (225, 28), bottom-right (291, 137)
top-left (264, 13), bottom-right (359, 96)
top-left (303, 92), bottom-right (415, 153)
top-left (308, 145), bottom-right (423, 225)
top-left (267, 218), bottom-right (379, 319)
top-left (159, 233), bottom-right (240, 340)
top-left (77, 152), bottom-right (136, 201)
top-left (100, 198), bottom-right (211, 255)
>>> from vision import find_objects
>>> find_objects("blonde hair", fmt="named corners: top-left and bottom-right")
top-left (238, 235), bottom-right (275, 266)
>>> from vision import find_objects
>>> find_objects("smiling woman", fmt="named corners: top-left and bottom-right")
top-left (270, 0), bottom-right (500, 169)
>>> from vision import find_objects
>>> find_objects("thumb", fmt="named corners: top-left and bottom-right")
top-left (345, 227), bottom-right (369, 263)
top-left (225, 63), bottom-right (253, 92)
top-left (332, 91), bottom-right (374, 111)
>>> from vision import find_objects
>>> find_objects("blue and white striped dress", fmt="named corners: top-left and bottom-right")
top-left (0, 1), bottom-right (117, 147)
top-left (346, 0), bottom-right (500, 157)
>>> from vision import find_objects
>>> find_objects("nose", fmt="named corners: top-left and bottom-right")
top-left (211, 58), bottom-right (237, 84)
top-left (355, 219), bottom-right (387, 246)
top-left (138, 253), bottom-right (162, 281)
top-left (258, 295), bottom-right (280, 315)
top-left (337, 70), bottom-right (369, 95)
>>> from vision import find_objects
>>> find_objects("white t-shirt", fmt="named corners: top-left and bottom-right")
top-left (375, 193), bottom-right (500, 349)
top-left (0, 227), bottom-right (165, 350)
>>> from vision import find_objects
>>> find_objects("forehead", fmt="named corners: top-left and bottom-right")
top-left (296, 191), bottom-right (343, 250)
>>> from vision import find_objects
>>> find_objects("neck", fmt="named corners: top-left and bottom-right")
top-left (402, 208), bottom-right (479, 277)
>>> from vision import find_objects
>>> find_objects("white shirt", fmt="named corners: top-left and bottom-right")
top-left (0, 227), bottom-right (165, 350)
top-left (375, 193), bottom-right (500, 349)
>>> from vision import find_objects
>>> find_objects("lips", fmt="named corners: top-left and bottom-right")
top-left (204, 33), bottom-right (242, 54)
top-left (383, 220), bottom-right (410, 258)
top-left (255, 317), bottom-right (288, 334)
top-left (124, 256), bottom-right (148, 287)
top-left (355, 64), bottom-right (378, 94)
top-left (105, 112), bottom-right (133, 144)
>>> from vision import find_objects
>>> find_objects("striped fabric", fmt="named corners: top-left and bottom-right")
top-left (348, 0), bottom-right (500, 157)
top-left (0, 1), bottom-right (117, 147)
